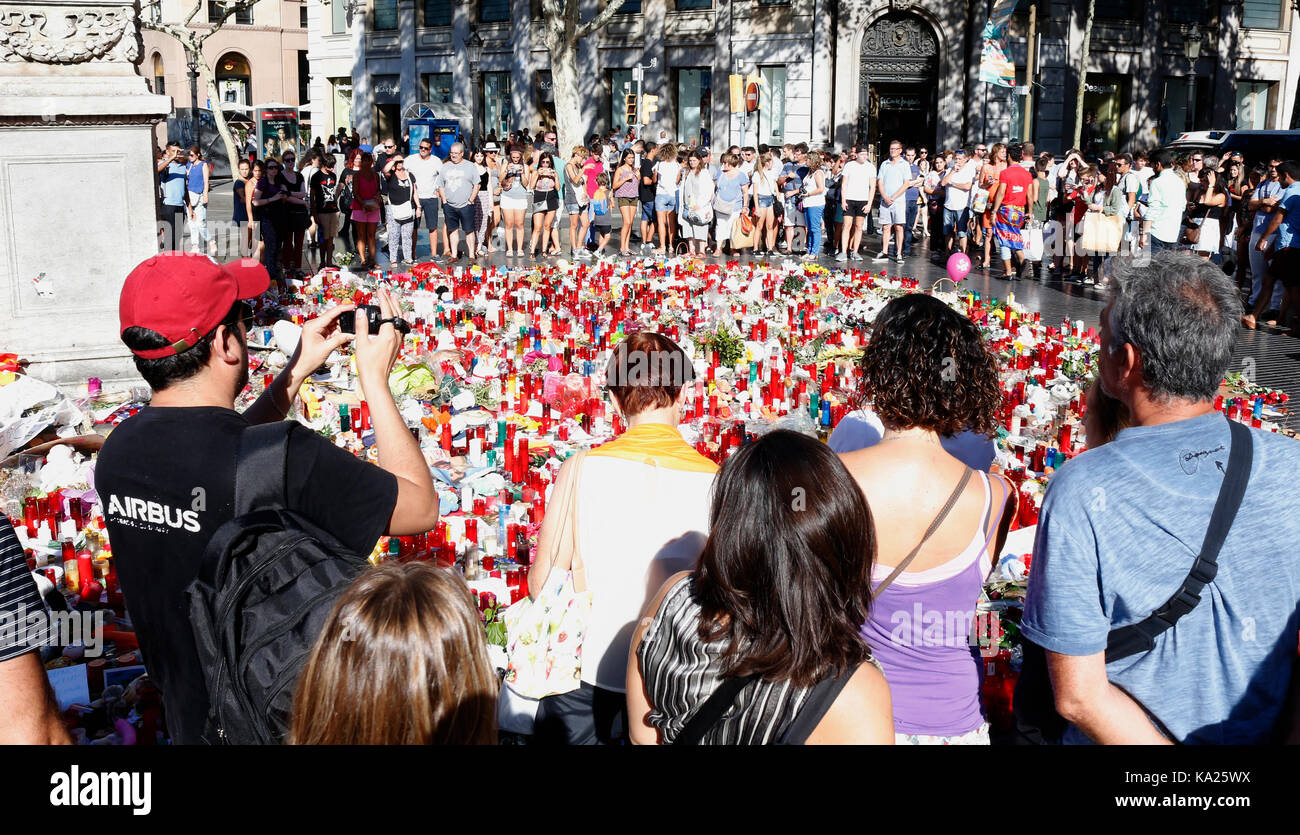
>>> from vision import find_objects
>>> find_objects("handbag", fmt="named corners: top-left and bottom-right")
top-left (1080, 212), bottom-right (1122, 254)
top-left (731, 213), bottom-right (756, 248)
top-left (1182, 205), bottom-right (1208, 245)
top-left (1012, 420), bottom-right (1253, 744)
top-left (389, 199), bottom-right (414, 222)
top-left (501, 452), bottom-right (591, 700)
top-left (971, 187), bottom-right (990, 215)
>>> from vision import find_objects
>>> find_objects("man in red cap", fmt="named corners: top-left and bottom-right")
top-left (95, 254), bottom-right (439, 744)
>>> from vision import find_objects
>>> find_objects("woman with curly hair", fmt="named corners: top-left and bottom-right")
top-left (837, 293), bottom-right (1015, 744)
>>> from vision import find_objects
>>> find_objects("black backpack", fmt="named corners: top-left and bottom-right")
top-left (1012, 419), bottom-right (1253, 744)
top-left (187, 422), bottom-right (371, 744)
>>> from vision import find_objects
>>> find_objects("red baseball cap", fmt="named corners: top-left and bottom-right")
top-left (119, 254), bottom-right (269, 359)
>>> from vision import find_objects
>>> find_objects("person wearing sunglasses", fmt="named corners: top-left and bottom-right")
top-left (251, 159), bottom-right (288, 281)
top-left (405, 139), bottom-right (445, 260)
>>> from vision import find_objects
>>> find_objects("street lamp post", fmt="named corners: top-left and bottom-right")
top-left (466, 26), bottom-right (483, 148)
top-left (1183, 25), bottom-right (1202, 134)
top-left (187, 48), bottom-right (201, 149)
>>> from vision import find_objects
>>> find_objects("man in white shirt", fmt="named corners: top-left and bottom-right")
top-left (404, 137), bottom-right (445, 259)
top-left (1141, 151), bottom-right (1186, 253)
top-left (740, 146), bottom-right (757, 178)
top-left (874, 139), bottom-right (916, 263)
top-left (836, 146), bottom-right (877, 262)
top-left (940, 148), bottom-right (978, 254)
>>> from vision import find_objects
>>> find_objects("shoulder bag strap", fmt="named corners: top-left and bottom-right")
top-left (871, 467), bottom-right (974, 600)
top-left (233, 422), bottom-right (295, 516)
top-left (548, 451), bottom-right (587, 591)
top-left (1106, 420), bottom-right (1253, 663)
top-left (778, 663), bottom-right (863, 745)
top-left (672, 673), bottom-right (761, 745)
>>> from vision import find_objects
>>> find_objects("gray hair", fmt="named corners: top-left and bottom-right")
top-left (1107, 252), bottom-right (1241, 402)
top-left (449, 142), bottom-right (464, 154)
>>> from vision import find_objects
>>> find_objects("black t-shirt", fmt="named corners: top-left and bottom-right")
top-left (310, 169), bottom-right (339, 214)
top-left (94, 407), bottom-right (398, 744)
top-left (639, 157), bottom-right (656, 203)
top-left (386, 172), bottom-right (413, 207)
top-left (339, 168), bottom-right (357, 212)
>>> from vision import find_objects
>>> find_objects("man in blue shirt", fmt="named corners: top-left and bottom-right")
top-left (901, 146), bottom-right (922, 256)
top-left (1245, 158), bottom-right (1284, 318)
top-left (1023, 251), bottom-right (1300, 744)
top-left (1251, 160), bottom-right (1300, 335)
top-left (157, 141), bottom-right (188, 251)
top-left (777, 143), bottom-right (809, 255)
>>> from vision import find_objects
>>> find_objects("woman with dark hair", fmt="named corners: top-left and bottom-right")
top-left (232, 158), bottom-right (253, 258)
top-left (838, 294), bottom-right (1013, 744)
top-left (626, 429), bottom-right (893, 745)
top-left (290, 562), bottom-right (497, 745)
top-left (1192, 165), bottom-right (1228, 263)
top-left (336, 148), bottom-right (362, 259)
top-left (276, 148), bottom-right (310, 275)
top-left (251, 158), bottom-right (287, 281)
top-left (527, 153), bottom-right (561, 257)
top-left (350, 151), bottom-right (382, 270)
top-left (528, 332), bottom-right (717, 744)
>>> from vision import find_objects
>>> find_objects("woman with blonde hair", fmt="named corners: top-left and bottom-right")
top-left (290, 562), bottom-right (498, 745)
top-left (977, 142), bottom-right (1007, 270)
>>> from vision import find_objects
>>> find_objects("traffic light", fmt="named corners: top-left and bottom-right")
top-left (624, 93), bottom-right (638, 125)
top-left (641, 94), bottom-right (659, 120)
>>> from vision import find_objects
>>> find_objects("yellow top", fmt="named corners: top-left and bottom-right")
top-left (587, 422), bottom-right (718, 474)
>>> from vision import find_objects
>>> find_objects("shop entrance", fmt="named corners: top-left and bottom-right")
top-left (856, 12), bottom-right (939, 158)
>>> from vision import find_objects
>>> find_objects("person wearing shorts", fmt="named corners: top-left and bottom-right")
top-left (836, 146), bottom-right (876, 261)
top-left (405, 137), bottom-right (444, 259)
top-left (436, 143), bottom-right (481, 260)
top-left (940, 149), bottom-right (977, 254)
top-left (875, 140), bottom-right (913, 263)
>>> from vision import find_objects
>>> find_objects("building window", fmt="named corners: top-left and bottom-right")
top-left (331, 77), bottom-right (353, 133)
top-left (1167, 3), bottom-right (1208, 25)
top-left (208, 1), bottom-right (253, 24)
top-left (483, 72), bottom-right (511, 140)
top-left (423, 72), bottom-right (453, 103)
top-left (616, 0), bottom-right (641, 12)
top-left (300, 4), bottom-right (308, 27)
top-left (374, 74), bottom-right (401, 140)
top-left (480, 0), bottom-right (509, 22)
top-left (423, 0), bottom-right (452, 25)
top-left (675, 67), bottom-right (712, 148)
top-left (152, 53), bottom-right (165, 96)
top-left (1236, 81), bottom-right (1275, 129)
top-left (756, 0), bottom-right (790, 6)
top-left (373, 0), bottom-right (398, 29)
top-left (757, 65), bottom-right (785, 146)
top-left (1242, 0), bottom-right (1284, 29)
top-left (674, 0), bottom-right (711, 8)
top-left (1094, 0), bottom-right (1138, 20)
top-left (609, 69), bottom-right (634, 135)
top-left (298, 50), bottom-right (310, 106)
top-left (331, 0), bottom-right (347, 32)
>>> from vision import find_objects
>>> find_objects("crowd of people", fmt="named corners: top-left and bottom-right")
top-left (6, 240), bottom-right (1297, 744)
top-left (168, 122), bottom-right (1300, 336)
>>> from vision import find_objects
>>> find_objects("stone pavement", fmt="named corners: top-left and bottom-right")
top-left (204, 180), bottom-right (1300, 431)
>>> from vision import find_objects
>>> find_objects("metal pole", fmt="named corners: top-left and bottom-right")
top-left (188, 50), bottom-right (200, 149)
top-left (1022, 1), bottom-right (1036, 142)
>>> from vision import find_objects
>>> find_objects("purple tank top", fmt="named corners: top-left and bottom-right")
top-left (861, 472), bottom-right (997, 736)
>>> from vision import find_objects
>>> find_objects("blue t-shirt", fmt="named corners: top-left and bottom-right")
top-left (1275, 182), bottom-right (1300, 250)
top-left (878, 158), bottom-right (912, 200)
top-left (828, 408), bottom-right (996, 472)
top-left (1022, 412), bottom-right (1300, 744)
top-left (186, 160), bottom-right (206, 195)
top-left (905, 163), bottom-right (921, 201)
top-left (780, 162), bottom-right (806, 196)
top-left (1252, 179), bottom-right (1282, 235)
top-left (161, 161), bottom-right (188, 207)
top-left (715, 170), bottom-right (748, 212)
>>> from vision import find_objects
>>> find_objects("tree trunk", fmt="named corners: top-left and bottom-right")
top-left (1072, 0), bottom-right (1094, 150)
top-left (549, 35), bottom-right (583, 158)
top-left (196, 53), bottom-right (241, 173)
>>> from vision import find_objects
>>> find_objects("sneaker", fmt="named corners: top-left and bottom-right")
top-left (872, 251), bottom-right (890, 262)
top-left (835, 252), bottom-right (848, 262)
top-left (849, 251), bottom-right (863, 262)
top-left (895, 255), bottom-right (905, 264)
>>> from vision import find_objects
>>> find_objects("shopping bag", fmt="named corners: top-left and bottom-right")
top-left (1026, 224), bottom-right (1044, 261)
top-left (731, 213), bottom-right (756, 249)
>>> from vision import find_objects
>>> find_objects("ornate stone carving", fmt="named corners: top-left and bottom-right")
top-left (0, 5), bottom-right (137, 64)
top-left (861, 12), bottom-right (938, 60)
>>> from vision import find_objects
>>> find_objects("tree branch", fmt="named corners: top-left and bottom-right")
top-left (575, 0), bottom-right (623, 40)
top-left (182, 0), bottom-right (203, 27)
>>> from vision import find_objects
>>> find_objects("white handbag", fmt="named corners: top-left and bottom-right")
top-left (501, 452), bottom-right (591, 701)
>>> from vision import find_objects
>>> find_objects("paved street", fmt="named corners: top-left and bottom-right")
top-left (206, 180), bottom-right (1300, 430)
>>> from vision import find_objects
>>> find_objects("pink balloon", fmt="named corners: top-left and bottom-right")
top-left (946, 252), bottom-right (972, 282)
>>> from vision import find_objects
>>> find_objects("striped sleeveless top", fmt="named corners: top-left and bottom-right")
top-left (638, 574), bottom-right (880, 744)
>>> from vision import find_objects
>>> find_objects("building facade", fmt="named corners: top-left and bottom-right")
top-left (143, 0), bottom-right (310, 147)
top-left (330, 0), bottom-right (1299, 156)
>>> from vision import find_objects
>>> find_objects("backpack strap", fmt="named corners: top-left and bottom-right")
top-left (672, 673), bottom-right (761, 745)
top-left (871, 467), bottom-right (974, 600)
top-left (1105, 419), bottom-right (1253, 663)
top-left (233, 422), bottom-right (295, 517)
